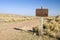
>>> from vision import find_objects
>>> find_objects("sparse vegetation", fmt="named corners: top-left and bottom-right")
top-left (0, 14), bottom-right (60, 40)
top-left (32, 25), bottom-right (40, 36)
top-left (0, 14), bottom-right (35, 22)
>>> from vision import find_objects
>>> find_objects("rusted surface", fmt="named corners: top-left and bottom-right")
top-left (36, 9), bottom-right (48, 17)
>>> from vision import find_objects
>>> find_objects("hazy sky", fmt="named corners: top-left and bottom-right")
top-left (0, 0), bottom-right (60, 16)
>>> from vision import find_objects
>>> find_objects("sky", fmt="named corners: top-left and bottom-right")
top-left (0, 0), bottom-right (60, 16)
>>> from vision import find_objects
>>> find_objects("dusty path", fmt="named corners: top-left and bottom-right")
top-left (0, 19), bottom-right (40, 40)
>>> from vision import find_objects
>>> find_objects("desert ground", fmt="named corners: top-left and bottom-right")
top-left (0, 14), bottom-right (60, 40)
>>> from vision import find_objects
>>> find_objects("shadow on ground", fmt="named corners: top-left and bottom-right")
top-left (13, 27), bottom-right (60, 40)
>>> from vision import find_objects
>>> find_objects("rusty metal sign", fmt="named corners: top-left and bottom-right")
top-left (36, 8), bottom-right (48, 17)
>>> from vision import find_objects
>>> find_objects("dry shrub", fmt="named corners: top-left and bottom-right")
top-left (32, 25), bottom-right (40, 36)
top-left (43, 17), bottom-right (60, 38)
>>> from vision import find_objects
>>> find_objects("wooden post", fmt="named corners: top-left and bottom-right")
top-left (40, 17), bottom-right (43, 35)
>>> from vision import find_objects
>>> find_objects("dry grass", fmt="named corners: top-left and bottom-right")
top-left (0, 14), bottom-right (60, 40)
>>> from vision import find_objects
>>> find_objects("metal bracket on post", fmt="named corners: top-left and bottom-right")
top-left (40, 17), bottom-right (43, 35)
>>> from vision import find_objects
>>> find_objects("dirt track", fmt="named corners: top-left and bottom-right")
top-left (0, 19), bottom-right (40, 40)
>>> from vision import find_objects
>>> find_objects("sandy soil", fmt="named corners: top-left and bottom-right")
top-left (0, 15), bottom-right (60, 40)
top-left (0, 19), bottom-right (40, 40)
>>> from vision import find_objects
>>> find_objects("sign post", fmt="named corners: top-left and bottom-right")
top-left (36, 7), bottom-right (48, 36)
top-left (40, 17), bottom-right (43, 35)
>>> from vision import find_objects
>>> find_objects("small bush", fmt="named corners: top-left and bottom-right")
top-left (32, 25), bottom-right (40, 36)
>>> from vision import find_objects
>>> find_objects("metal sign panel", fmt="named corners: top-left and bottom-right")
top-left (36, 9), bottom-right (48, 17)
